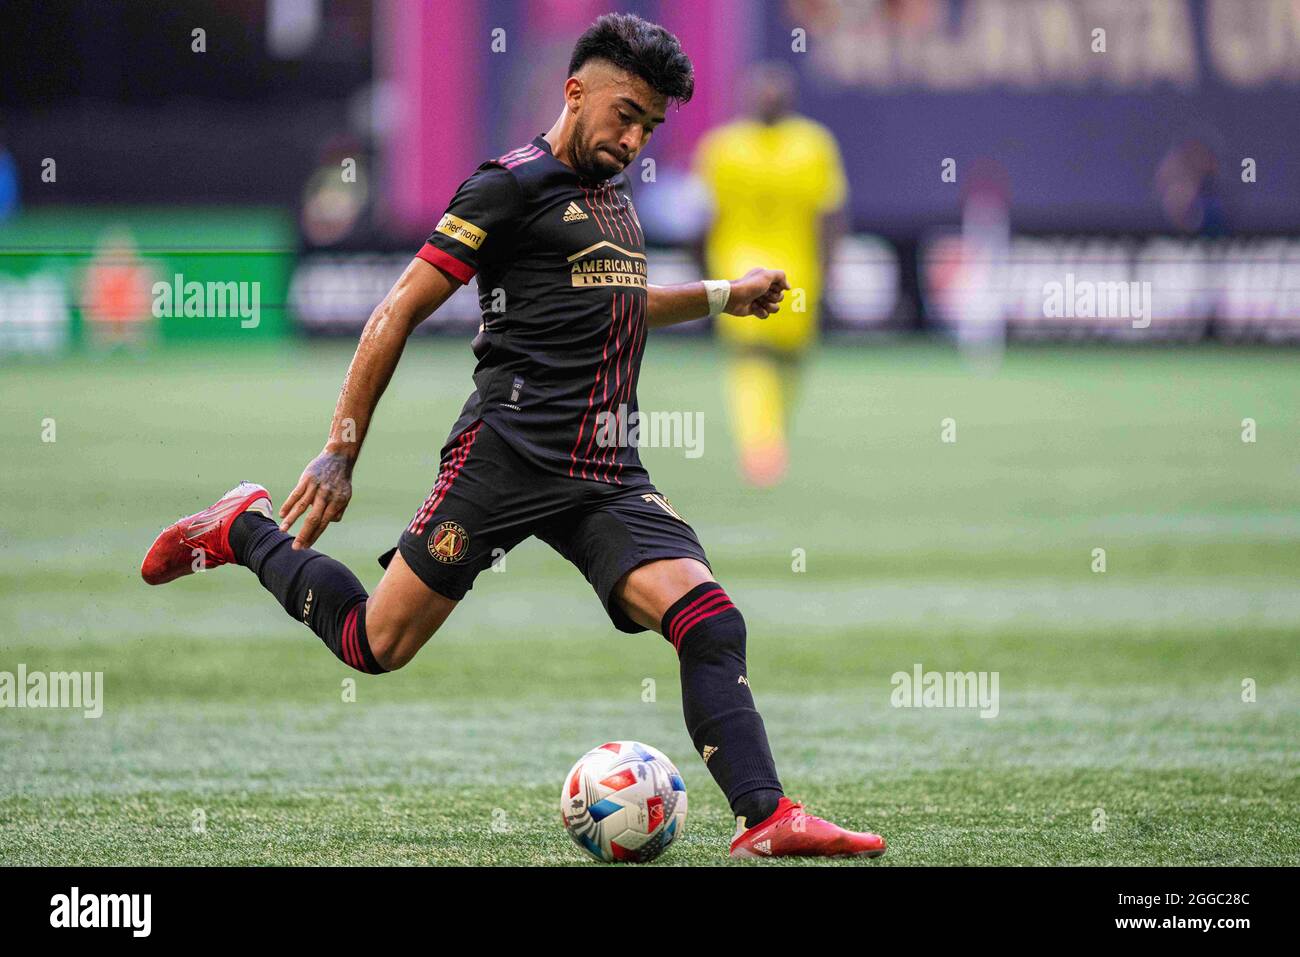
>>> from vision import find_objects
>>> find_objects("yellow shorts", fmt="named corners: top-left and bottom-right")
top-left (709, 248), bottom-right (822, 355)
top-left (716, 296), bottom-right (820, 354)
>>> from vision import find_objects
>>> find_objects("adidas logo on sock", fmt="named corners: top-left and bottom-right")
top-left (562, 201), bottom-right (588, 223)
top-left (702, 745), bottom-right (717, 763)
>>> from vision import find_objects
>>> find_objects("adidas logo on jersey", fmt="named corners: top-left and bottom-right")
top-left (562, 201), bottom-right (589, 223)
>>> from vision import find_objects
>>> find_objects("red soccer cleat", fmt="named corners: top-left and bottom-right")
top-left (141, 481), bottom-right (272, 585)
top-left (729, 797), bottom-right (887, 859)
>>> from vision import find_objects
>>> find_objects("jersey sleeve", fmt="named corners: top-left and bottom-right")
top-left (417, 164), bottom-right (522, 283)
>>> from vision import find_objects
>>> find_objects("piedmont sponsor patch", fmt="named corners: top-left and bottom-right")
top-left (436, 212), bottom-right (487, 250)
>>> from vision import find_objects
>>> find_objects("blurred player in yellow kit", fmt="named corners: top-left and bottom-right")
top-left (692, 62), bottom-right (848, 486)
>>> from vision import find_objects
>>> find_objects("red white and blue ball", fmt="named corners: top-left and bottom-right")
top-left (561, 741), bottom-right (688, 863)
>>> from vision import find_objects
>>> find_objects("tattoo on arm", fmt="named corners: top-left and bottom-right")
top-left (309, 451), bottom-right (353, 493)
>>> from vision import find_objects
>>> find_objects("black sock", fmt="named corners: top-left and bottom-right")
top-left (662, 582), bottom-right (783, 826)
top-left (230, 513), bottom-right (386, 674)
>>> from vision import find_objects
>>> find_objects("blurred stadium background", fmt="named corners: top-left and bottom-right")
top-left (1, 0), bottom-right (1297, 865)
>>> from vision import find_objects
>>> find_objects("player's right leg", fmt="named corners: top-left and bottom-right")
top-left (141, 421), bottom-right (543, 673)
top-left (141, 481), bottom-right (455, 672)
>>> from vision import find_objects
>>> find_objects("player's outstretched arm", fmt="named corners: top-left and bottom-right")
top-left (646, 267), bottom-right (789, 328)
top-left (279, 258), bottom-right (462, 550)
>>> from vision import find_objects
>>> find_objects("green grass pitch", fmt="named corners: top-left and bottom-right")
top-left (1, 339), bottom-right (1297, 865)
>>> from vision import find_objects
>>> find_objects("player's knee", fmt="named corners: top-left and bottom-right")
top-left (363, 579), bottom-right (455, 672)
top-left (365, 617), bottom-right (439, 672)
top-left (704, 605), bottom-right (746, 658)
top-left (368, 634), bottom-right (408, 672)
top-left (663, 583), bottom-right (747, 660)
top-left (366, 630), bottom-right (414, 672)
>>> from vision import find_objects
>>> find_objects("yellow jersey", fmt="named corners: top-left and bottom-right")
top-left (693, 115), bottom-right (847, 352)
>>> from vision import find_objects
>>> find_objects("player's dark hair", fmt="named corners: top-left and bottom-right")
top-left (568, 13), bottom-right (694, 105)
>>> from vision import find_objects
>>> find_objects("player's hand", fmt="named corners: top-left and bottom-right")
top-left (278, 449), bottom-right (354, 550)
top-left (725, 267), bottom-right (790, 319)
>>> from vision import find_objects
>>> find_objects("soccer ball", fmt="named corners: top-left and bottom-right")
top-left (560, 740), bottom-right (688, 863)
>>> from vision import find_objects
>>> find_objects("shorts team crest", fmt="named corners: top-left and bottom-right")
top-left (429, 521), bottom-right (470, 563)
top-left (379, 421), bottom-right (709, 634)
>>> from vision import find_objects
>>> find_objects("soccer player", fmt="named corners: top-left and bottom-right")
top-left (692, 62), bottom-right (849, 487)
top-left (142, 13), bottom-right (884, 860)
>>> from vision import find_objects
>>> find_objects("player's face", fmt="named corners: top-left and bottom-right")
top-left (751, 74), bottom-right (794, 124)
top-left (573, 70), bottom-right (667, 180)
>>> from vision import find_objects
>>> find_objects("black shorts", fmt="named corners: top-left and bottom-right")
top-left (378, 420), bottom-right (710, 633)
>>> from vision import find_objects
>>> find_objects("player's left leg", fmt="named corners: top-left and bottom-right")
top-left (540, 486), bottom-right (885, 858)
top-left (615, 558), bottom-right (885, 859)
top-left (612, 556), bottom-right (785, 827)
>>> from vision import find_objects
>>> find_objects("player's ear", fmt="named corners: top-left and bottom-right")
top-left (564, 75), bottom-right (584, 112)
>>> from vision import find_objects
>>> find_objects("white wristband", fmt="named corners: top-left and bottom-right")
top-left (703, 279), bottom-right (730, 317)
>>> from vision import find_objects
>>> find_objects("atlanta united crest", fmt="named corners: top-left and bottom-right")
top-left (429, 521), bottom-right (469, 564)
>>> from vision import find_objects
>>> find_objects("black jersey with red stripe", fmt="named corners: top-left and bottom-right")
top-left (417, 134), bottom-right (650, 485)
